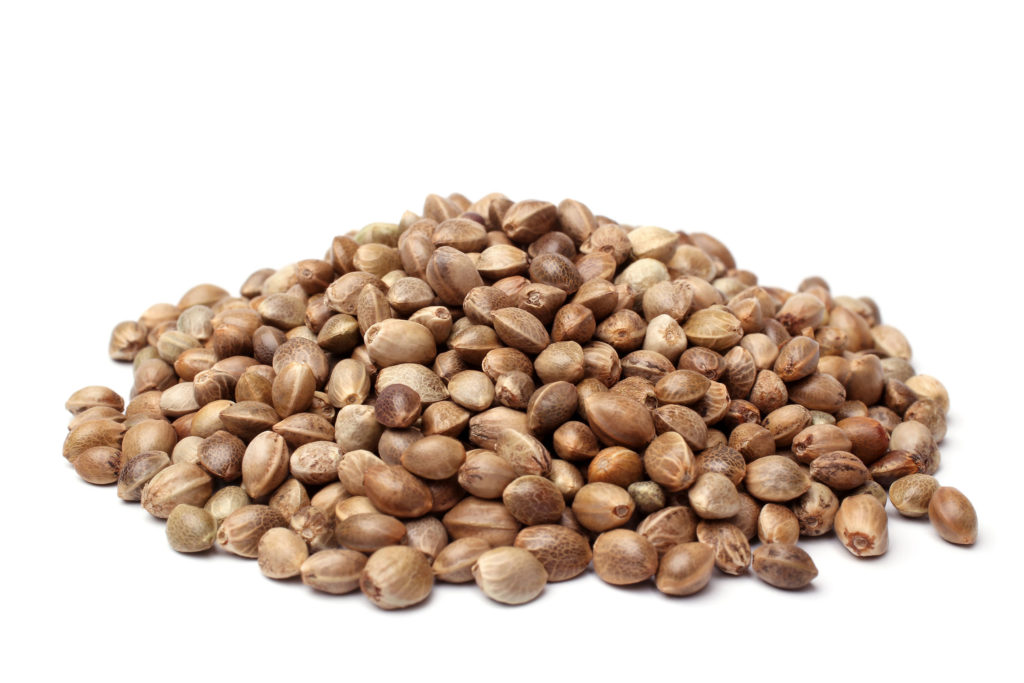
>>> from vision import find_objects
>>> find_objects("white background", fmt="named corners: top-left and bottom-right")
top-left (2, 2), bottom-right (1021, 681)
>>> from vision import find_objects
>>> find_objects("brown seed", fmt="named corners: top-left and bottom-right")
top-left (502, 476), bottom-right (566, 525)
top-left (362, 464), bottom-right (433, 518)
top-left (66, 385), bottom-right (125, 415)
top-left (695, 443), bottom-right (746, 486)
top-left (257, 527), bottom-right (309, 579)
top-left (752, 543), bottom-right (818, 589)
top-left (502, 199), bottom-right (557, 243)
top-left (241, 431), bottom-right (290, 499)
top-left (289, 505), bottom-right (335, 553)
top-left (467, 407), bottom-right (530, 450)
top-left (197, 430), bottom-right (246, 482)
top-left (526, 381), bottom-right (579, 436)
top-left (728, 423), bottom-right (776, 462)
top-left (757, 504), bottom-right (801, 545)
top-left (695, 520), bottom-right (751, 575)
top-left (652, 404), bottom-right (708, 452)
top-left (655, 542), bottom-right (716, 596)
top-left (72, 446), bottom-right (122, 485)
top-left (834, 494), bottom-right (888, 557)
top-left (400, 435), bottom-right (466, 481)
top-left (744, 455), bottom-right (812, 502)
top-left (364, 319), bottom-right (436, 368)
top-left (442, 497), bottom-right (521, 547)
top-left (290, 440), bottom-right (341, 485)
top-left (270, 361), bottom-right (315, 418)
top-left (336, 513), bottom-right (408, 553)
top-left (495, 429), bottom-right (551, 477)
top-left (513, 524), bottom-right (592, 582)
top-left (433, 537), bottom-right (492, 583)
top-left (587, 446), bottom-right (644, 489)
top-left (490, 308), bottom-right (550, 354)
top-left (791, 424), bottom-right (853, 465)
top-left (642, 432), bottom-right (697, 492)
top-left (166, 504), bottom-right (217, 553)
top-left (140, 462), bottom-right (214, 518)
top-left (373, 384), bottom-right (422, 429)
top-left (571, 482), bottom-right (635, 532)
top-left (688, 472), bottom-right (742, 520)
top-left (472, 546), bottom-right (548, 605)
top-left (592, 529), bottom-right (658, 586)
top-left (584, 392), bottom-right (656, 450)
top-left (216, 504), bottom-right (287, 558)
top-left (773, 337), bottom-right (820, 382)
top-left (301, 549), bottom-right (367, 594)
top-left (268, 478), bottom-right (310, 522)
top-left (869, 449), bottom-right (926, 488)
top-left (360, 545), bottom-right (434, 610)
top-left (762, 404), bottom-right (811, 448)
top-left (889, 473), bottom-right (940, 518)
top-left (654, 370), bottom-right (711, 405)
top-left (117, 450), bottom-right (171, 501)
top-left (809, 451), bottom-right (870, 491)
top-left (792, 481), bottom-right (840, 537)
top-left (636, 506), bottom-right (698, 556)
top-left (928, 486), bottom-right (977, 545)
top-left (837, 417), bottom-right (890, 465)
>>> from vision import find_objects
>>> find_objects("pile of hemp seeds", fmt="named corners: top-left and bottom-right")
top-left (62, 193), bottom-right (978, 608)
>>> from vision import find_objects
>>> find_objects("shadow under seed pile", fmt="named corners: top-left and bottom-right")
top-left (62, 192), bottom-right (978, 608)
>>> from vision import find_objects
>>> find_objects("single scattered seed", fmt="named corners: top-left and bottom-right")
top-left (928, 486), bottom-right (977, 545)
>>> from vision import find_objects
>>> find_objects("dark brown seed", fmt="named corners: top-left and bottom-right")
top-left (374, 384), bottom-right (422, 429)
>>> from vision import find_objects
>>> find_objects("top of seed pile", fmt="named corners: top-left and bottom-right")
top-left (63, 192), bottom-right (977, 607)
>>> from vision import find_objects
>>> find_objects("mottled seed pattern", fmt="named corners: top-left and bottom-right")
top-left (63, 192), bottom-right (972, 609)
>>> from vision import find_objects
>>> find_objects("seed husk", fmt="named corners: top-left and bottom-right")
top-left (752, 543), bottom-right (818, 589)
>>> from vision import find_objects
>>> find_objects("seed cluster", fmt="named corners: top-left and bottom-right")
top-left (63, 192), bottom-right (978, 607)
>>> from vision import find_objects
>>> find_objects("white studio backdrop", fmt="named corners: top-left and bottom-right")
top-left (1, 2), bottom-right (1021, 682)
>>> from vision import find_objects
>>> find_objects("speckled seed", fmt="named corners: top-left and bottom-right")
top-left (217, 504), bottom-right (287, 558)
top-left (360, 545), bottom-right (434, 610)
top-left (791, 482), bottom-right (839, 537)
top-left (442, 497), bottom-right (522, 547)
top-left (642, 432), bottom-right (697, 492)
top-left (374, 384), bottom-right (423, 429)
top-left (301, 549), bottom-right (368, 594)
top-left (72, 446), bottom-right (122, 485)
top-left (166, 504), bottom-right (217, 552)
top-left (472, 546), bottom-right (549, 605)
top-left (928, 487), bottom-right (977, 545)
top-left (258, 527), bottom-right (309, 579)
top-left (117, 450), bottom-right (171, 501)
top-left (592, 529), bottom-right (659, 586)
top-left (752, 543), bottom-right (818, 589)
top-left (655, 542), bottom-right (716, 596)
top-left (502, 476), bottom-right (565, 525)
top-left (889, 474), bottom-right (940, 518)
